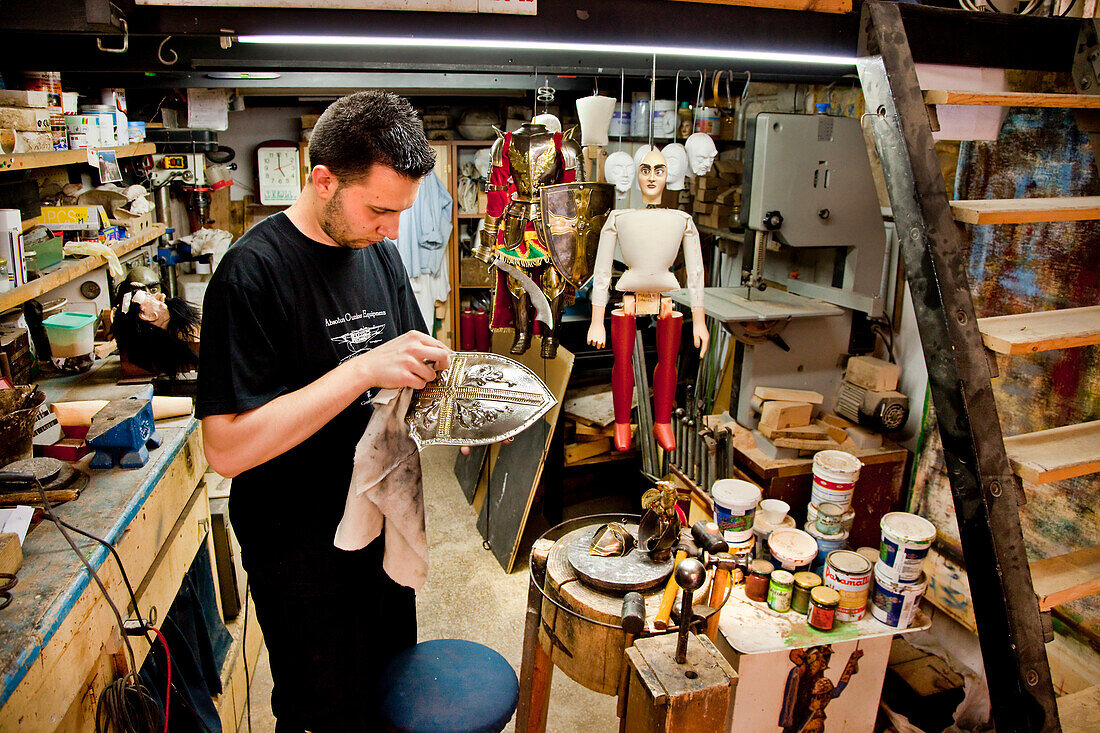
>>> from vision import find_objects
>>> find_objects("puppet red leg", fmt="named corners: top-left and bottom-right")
top-left (610, 309), bottom-right (636, 451)
top-left (653, 311), bottom-right (683, 452)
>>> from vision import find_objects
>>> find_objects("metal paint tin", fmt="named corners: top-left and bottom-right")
top-left (879, 512), bottom-right (936, 582)
top-left (805, 522), bottom-right (849, 570)
top-left (823, 549), bottom-right (873, 622)
top-left (871, 561), bottom-right (928, 628)
top-left (745, 559), bottom-right (773, 602)
top-left (807, 502), bottom-right (855, 534)
top-left (767, 569), bottom-right (794, 612)
top-left (814, 502), bottom-right (845, 535)
top-left (808, 585), bottom-right (840, 630)
top-left (791, 571), bottom-right (822, 615)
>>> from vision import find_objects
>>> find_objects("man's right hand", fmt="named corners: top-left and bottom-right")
top-left (357, 331), bottom-right (452, 390)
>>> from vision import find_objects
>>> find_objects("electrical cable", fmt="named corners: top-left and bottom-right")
top-left (243, 578), bottom-right (253, 733)
top-left (152, 628), bottom-right (172, 733)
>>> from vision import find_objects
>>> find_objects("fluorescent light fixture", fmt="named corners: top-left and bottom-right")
top-left (206, 71), bottom-right (282, 79)
top-left (236, 35), bottom-right (855, 66)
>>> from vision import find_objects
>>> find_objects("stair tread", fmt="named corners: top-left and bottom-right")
top-left (977, 306), bottom-right (1100, 354)
top-left (1003, 421), bottom-right (1100, 485)
top-left (1057, 683), bottom-right (1100, 733)
top-left (1030, 546), bottom-right (1100, 612)
top-left (950, 196), bottom-right (1100, 224)
top-left (924, 89), bottom-right (1100, 109)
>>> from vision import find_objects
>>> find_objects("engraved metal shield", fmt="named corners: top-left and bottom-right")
top-left (407, 352), bottom-right (556, 449)
top-left (538, 181), bottom-right (615, 289)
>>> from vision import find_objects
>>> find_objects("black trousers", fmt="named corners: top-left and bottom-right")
top-left (241, 535), bottom-right (416, 733)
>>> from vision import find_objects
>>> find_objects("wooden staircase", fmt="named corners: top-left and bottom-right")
top-left (860, 3), bottom-right (1100, 729)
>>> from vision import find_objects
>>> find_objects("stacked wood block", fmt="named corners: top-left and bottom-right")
top-left (691, 158), bottom-right (742, 229)
top-left (564, 418), bottom-right (615, 465)
top-left (0, 90), bottom-right (56, 153)
top-left (754, 387), bottom-right (839, 451)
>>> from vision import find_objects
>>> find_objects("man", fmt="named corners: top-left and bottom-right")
top-left (197, 90), bottom-right (451, 731)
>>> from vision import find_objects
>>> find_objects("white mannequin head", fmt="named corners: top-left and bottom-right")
top-left (661, 143), bottom-right (688, 191)
top-left (637, 149), bottom-right (668, 206)
top-left (531, 113), bottom-right (561, 133)
top-left (685, 132), bottom-right (718, 176)
top-left (474, 147), bottom-right (492, 180)
top-left (604, 151), bottom-right (635, 195)
top-left (575, 95), bottom-right (617, 146)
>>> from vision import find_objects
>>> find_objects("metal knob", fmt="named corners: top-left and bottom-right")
top-left (675, 557), bottom-right (707, 592)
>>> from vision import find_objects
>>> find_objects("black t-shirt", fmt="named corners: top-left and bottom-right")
top-left (196, 212), bottom-right (426, 554)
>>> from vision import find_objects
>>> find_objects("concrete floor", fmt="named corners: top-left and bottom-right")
top-left (235, 445), bottom-right (619, 732)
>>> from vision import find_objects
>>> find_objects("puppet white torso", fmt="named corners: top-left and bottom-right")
top-left (614, 208), bottom-right (692, 294)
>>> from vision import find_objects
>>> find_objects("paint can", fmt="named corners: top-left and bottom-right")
top-left (752, 512), bottom-right (795, 562)
top-left (745, 559), bottom-right (773, 602)
top-left (878, 511), bottom-right (936, 583)
top-left (823, 549), bottom-right (873, 622)
top-left (808, 586), bottom-right (840, 631)
top-left (813, 502), bottom-right (845, 535)
top-left (693, 107), bottom-right (721, 138)
top-left (791, 571), bottom-right (822, 615)
top-left (871, 561), bottom-right (928, 629)
top-left (805, 523), bottom-right (849, 570)
top-left (767, 528), bottom-right (818, 573)
top-left (856, 546), bottom-right (880, 566)
top-left (768, 569), bottom-right (794, 612)
top-left (711, 478), bottom-right (760, 543)
top-left (609, 108), bottom-right (631, 137)
top-left (807, 502), bottom-right (855, 535)
top-left (810, 450), bottom-right (862, 512)
top-left (651, 99), bottom-right (677, 138)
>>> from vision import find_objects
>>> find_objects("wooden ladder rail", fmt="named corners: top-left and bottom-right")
top-left (857, 3), bottom-right (1060, 731)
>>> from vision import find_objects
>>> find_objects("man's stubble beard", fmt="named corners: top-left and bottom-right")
top-left (320, 186), bottom-right (375, 249)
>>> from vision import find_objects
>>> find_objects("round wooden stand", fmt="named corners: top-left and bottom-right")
top-left (539, 524), bottom-right (671, 695)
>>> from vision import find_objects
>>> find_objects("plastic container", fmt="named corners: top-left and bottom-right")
top-left (630, 99), bottom-right (650, 138)
top-left (758, 498), bottom-right (790, 525)
top-left (871, 561), bottom-right (928, 629)
top-left (711, 478), bottom-right (761, 543)
top-left (753, 513), bottom-right (795, 562)
top-left (805, 523), bottom-right (849, 570)
top-left (810, 450), bottom-right (862, 512)
top-left (128, 120), bottom-right (146, 143)
top-left (879, 511), bottom-right (936, 583)
top-left (823, 550), bottom-right (873, 622)
top-left (609, 108), bottom-right (631, 137)
top-left (651, 99), bottom-right (677, 138)
top-left (43, 311), bottom-right (96, 358)
top-left (694, 107), bottom-right (721, 138)
top-left (807, 503), bottom-right (855, 535)
top-left (768, 528), bottom-right (818, 573)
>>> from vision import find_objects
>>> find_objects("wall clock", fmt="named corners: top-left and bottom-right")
top-left (255, 140), bottom-right (302, 206)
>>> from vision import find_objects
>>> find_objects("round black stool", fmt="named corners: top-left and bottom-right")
top-left (378, 639), bottom-right (519, 733)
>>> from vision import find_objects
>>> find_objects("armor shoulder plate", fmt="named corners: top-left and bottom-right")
top-left (490, 135), bottom-right (505, 167)
top-left (560, 135), bottom-right (582, 172)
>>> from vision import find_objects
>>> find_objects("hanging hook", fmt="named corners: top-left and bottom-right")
top-left (158, 36), bottom-right (179, 66)
top-left (618, 67), bottom-right (626, 146)
top-left (96, 17), bottom-right (128, 54)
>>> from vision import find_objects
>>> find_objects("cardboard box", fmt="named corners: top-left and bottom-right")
top-left (39, 205), bottom-right (109, 231)
top-left (460, 257), bottom-right (494, 287)
top-left (110, 208), bottom-right (155, 238)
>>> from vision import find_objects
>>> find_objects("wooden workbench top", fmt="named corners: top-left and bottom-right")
top-left (0, 359), bottom-right (198, 710)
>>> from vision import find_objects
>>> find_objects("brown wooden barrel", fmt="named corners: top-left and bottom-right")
top-left (539, 525), bottom-right (671, 695)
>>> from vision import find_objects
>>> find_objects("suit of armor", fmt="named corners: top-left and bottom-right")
top-left (471, 122), bottom-right (582, 358)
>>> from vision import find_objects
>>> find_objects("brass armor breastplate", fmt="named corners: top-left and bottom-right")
top-left (508, 126), bottom-right (559, 199)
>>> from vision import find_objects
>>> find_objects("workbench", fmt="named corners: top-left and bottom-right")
top-left (0, 358), bottom-right (259, 731)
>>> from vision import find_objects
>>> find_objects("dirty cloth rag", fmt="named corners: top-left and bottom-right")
top-left (334, 387), bottom-right (427, 591)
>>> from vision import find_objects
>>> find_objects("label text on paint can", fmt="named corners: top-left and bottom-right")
top-left (880, 537), bottom-right (930, 581)
top-left (808, 600), bottom-right (835, 630)
top-left (823, 552), bottom-right (872, 622)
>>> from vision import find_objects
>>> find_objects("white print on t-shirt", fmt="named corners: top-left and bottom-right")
top-left (331, 322), bottom-right (387, 360)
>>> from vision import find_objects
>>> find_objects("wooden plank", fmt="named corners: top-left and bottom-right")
top-left (0, 143), bottom-right (155, 173)
top-left (1058, 684), bottom-right (1100, 733)
top-left (977, 306), bottom-right (1100, 354)
top-left (752, 386), bottom-right (824, 405)
top-left (1030, 546), bottom-right (1100, 612)
top-left (758, 400), bottom-right (813, 430)
top-left (0, 223), bottom-right (166, 312)
top-left (1003, 421), bottom-right (1100, 484)
top-left (215, 593), bottom-right (264, 733)
top-left (949, 197), bottom-right (1100, 225)
top-left (923, 90), bottom-right (1100, 109)
top-left (564, 438), bottom-right (611, 464)
top-left (667, 0), bottom-right (851, 13)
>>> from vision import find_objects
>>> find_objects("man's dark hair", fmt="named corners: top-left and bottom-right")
top-left (308, 90), bottom-right (436, 182)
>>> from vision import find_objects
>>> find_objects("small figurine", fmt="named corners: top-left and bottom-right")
top-left (587, 149), bottom-right (709, 452)
top-left (638, 480), bottom-right (683, 562)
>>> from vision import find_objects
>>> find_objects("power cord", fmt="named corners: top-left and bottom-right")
top-left (243, 578), bottom-right (252, 733)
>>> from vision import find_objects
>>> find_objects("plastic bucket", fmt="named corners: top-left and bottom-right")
top-left (810, 450), bottom-right (862, 512)
top-left (823, 549), bottom-right (873, 622)
top-left (768, 528), bottom-right (818, 573)
top-left (652, 99), bottom-right (677, 138)
top-left (879, 512), bottom-right (936, 583)
top-left (806, 523), bottom-right (849, 570)
top-left (871, 561), bottom-right (928, 629)
top-left (711, 479), bottom-right (761, 542)
top-left (609, 109), bottom-right (631, 137)
top-left (694, 107), bottom-right (721, 138)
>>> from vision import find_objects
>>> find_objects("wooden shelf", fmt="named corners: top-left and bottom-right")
top-left (1029, 546), bottom-right (1100, 612)
top-left (978, 306), bottom-right (1100, 354)
top-left (1003, 420), bottom-right (1100, 485)
top-left (0, 223), bottom-right (166, 312)
top-left (458, 213), bottom-right (485, 219)
top-left (924, 90), bottom-right (1100, 109)
top-left (0, 143), bottom-right (155, 173)
top-left (950, 197), bottom-right (1100, 225)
